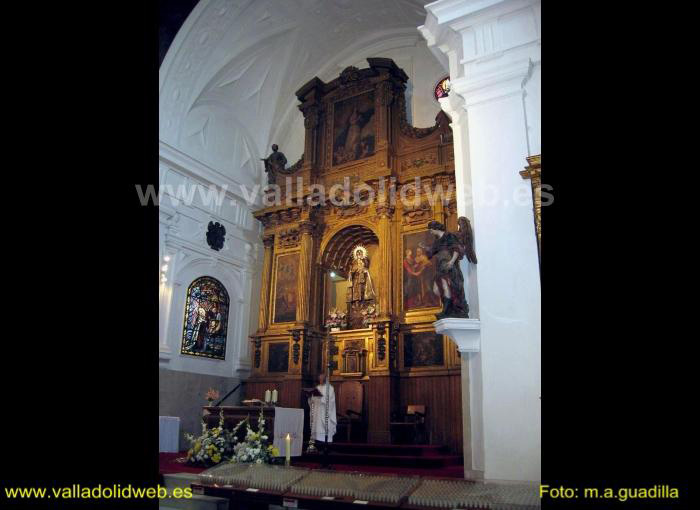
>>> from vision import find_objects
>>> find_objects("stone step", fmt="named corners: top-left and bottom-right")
top-left (162, 472), bottom-right (200, 491)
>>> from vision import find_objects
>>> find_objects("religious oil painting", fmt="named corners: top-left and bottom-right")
top-left (273, 253), bottom-right (299, 323)
top-left (267, 342), bottom-right (289, 373)
top-left (332, 91), bottom-right (375, 166)
top-left (403, 231), bottom-right (441, 310)
top-left (404, 332), bottom-right (444, 368)
top-left (180, 276), bottom-right (229, 360)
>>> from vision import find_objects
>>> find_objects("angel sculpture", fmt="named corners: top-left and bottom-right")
top-left (424, 218), bottom-right (477, 319)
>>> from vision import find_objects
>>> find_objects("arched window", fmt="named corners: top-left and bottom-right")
top-left (434, 76), bottom-right (450, 101)
top-left (180, 276), bottom-right (230, 360)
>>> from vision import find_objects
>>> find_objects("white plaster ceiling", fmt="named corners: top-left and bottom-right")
top-left (159, 0), bottom-right (443, 189)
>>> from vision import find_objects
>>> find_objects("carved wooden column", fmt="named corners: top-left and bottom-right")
top-left (376, 202), bottom-right (394, 319)
top-left (258, 234), bottom-right (275, 332)
top-left (520, 155), bottom-right (541, 257)
top-left (296, 77), bottom-right (323, 175)
top-left (296, 221), bottom-right (314, 324)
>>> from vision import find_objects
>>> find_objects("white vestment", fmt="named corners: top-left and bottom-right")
top-left (308, 384), bottom-right (337, 442)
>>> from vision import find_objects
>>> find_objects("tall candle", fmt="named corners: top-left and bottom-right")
top-left (271, 389), bottom-right (278, 403)
top-left (264, 389), bottom-right (271, 403)
top-left (285, 433), bottom-right (291, 466)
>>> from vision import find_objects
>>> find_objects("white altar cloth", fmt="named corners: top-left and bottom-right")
top-left (159, 416), bottom-right (180, 453)
top-left (272, 407), bottom-right (304, 457)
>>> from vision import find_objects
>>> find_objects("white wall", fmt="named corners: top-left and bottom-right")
top-left (158, 142), bottom-right (262, 379)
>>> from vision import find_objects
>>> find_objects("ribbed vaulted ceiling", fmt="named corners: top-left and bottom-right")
top-left (159, 0), bottom-right (443, 192)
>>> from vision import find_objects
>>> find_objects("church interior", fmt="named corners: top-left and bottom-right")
top-left (159, 0), bottom-right (541, 508)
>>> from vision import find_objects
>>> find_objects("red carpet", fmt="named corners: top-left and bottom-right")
top-left (159, 451), bottom-right (464, 478)
top-left (159, 452), bottom-right (207, 475)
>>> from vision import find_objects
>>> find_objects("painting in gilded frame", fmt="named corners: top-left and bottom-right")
top-left (273, 253), bottom-right (299, 323)
top-left (332, 91), bottom-right (375, 166)
top-left (180, 276), bottom-right (229, 360)
top-left (402, 231), bottom-right (440, 310)
top-left (404, 332), bottom-right (444, 368)
top-left (267, 342), bottom-right (290, 373)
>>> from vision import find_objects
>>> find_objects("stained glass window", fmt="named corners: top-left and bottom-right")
top-left (434, 76), bottom-right (450, 100)
top-left (180, 276), bottom-right (230, 360)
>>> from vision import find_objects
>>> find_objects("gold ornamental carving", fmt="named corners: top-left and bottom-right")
top-left (250, 58), bottom-right (461, 384)
top-left (520, 154), bottom-right (541, 254)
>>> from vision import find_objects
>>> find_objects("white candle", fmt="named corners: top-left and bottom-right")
top-left (285, 433), bottom-right (291, 465)
top-left (264, 389), bottom-right (271, 403)
top-left (271, 389), bottom-right (278, 403)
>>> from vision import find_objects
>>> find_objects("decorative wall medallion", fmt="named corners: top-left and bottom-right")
top-left (206, 221), bottom-right (226, 251)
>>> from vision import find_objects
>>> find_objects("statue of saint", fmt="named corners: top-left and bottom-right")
top-left (425, 218), bottom-right (477, 319)
top-left (347, 246), bottom-right (375, 304)
top-left (261, 144), bottom-right (287, 184)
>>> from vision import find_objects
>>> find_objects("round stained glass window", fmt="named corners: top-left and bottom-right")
top-left (434, 76), bottom-right (450, 100)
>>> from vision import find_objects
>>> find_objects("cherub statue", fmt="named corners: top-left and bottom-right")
top-left (424, 218), bottom-right (477, 319)
top-left (261, 144), bottom-right (287, 185)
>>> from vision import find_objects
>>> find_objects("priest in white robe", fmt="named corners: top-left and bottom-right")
top-left (308, 373), bottom-right (337, 443)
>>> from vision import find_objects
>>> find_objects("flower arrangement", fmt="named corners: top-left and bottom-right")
top-left (205, 388), bottom-right (220, 405)
top-left (361, 304), bottom-right (377, 327)
top-left (185, 410), bottom-right (237, 466)
top-left (325, 308), bottom-right (347, 330)
top-left (184, 407), bottom-right (279, 467)
top-left (231, 407), bottom-right (280, 464)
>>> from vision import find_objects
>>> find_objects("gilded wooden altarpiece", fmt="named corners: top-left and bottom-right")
top-left (248, 59), bottom-right (463, 450)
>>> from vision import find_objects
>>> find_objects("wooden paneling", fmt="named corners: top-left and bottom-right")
top-left (244, 379), bottom-right (304, 409)
top-left (399, 374), bottom-right (462, 453)
top-left (366, 376), bottom-right (395, 444)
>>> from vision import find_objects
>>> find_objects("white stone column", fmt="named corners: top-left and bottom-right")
top-left (420, 0), bottom-right (541, 482)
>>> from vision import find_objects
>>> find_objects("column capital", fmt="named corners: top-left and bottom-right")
top-left (298, 220), bottom-right (315, 236)
top-left (420, 0), bottom-right (540, 107)
top-left (375, 202), bottom-right (395, 219)
top-left (262, 233), bottom-right (275, 248)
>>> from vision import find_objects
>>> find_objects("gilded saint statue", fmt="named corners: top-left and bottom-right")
top-left (347, 246), bottom-right (375, 305)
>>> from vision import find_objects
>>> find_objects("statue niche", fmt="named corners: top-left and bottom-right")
top-left (322, 227), bottom-right (379, 330)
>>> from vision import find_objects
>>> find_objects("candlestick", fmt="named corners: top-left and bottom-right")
top-left (272, 389), bottom-right (278, 404)
top-left (285, 433), bottom-right (291, 467)
top-left (264, 389), bottom-right (271, 403)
